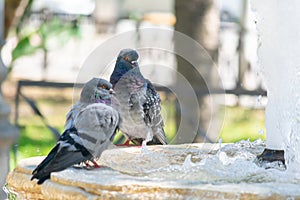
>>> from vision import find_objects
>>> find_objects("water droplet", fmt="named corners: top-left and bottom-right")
top-left (218, 138), bottom-right (223, 149)
top-left (257, 95), bottom-right (262, 104)
top-left (218, 151), bottom-right (231, 165)
top-left (258, 129), bottom-right (264, 135)
top-left (141, 141), bottom-right (150, 154)
top-left (182, 154), bottom-right (196, 168)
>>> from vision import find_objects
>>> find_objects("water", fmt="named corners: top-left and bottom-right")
top-left (6, 141), bottom-right (300, 198)
top-left (102, 140), bottom-right (300, 188)
top-left (140, 141), bottom-right (283, 183)
top-left (97, 140), bottom-right (300, 196)
top-left (252, 0), bottom-right (300, 171)
top-left (3, 183), bottom-right (17, 200)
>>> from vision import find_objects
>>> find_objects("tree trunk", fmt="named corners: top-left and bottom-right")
top-left (0, 1), bottom-right (21, 198)
top-left (5, 0), bottom-right (22, 37)
top-left (174, 0), bottom-right (221, 143)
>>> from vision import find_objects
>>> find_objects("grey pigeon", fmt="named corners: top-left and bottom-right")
top-left (65, 78), bottom-right (113, 129)
top-left (110, 48), bottom-right (167, 145)
top-left (31, 78), bottom-right (119, 184)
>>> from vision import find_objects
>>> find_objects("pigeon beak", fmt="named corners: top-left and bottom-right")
top-left (130, 60), bottom-right (138, 67)
top-left (109, 88), bottom-right (115, 94)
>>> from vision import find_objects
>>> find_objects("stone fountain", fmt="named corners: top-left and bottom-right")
top-left (5, 0), bottom-right (300, 199)
top-left (253, 0), bottom-right (300, 171)
top-left (5, 141), bottom-right (300, 199)
top-left (0, 0), bottom-right (19, 199)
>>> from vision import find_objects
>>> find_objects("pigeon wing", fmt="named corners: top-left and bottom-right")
top-left (31, 127), bottom-right (92, 184)
top-left (65, 102), bottom-right (83, 130)
top-left (74, 103), bottom-right (119, 158)
top-left (143, 80), bottom-right (168, 145)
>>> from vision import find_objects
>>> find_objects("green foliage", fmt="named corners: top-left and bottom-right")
top-left (12, 32), bottom-right (40, 61)
top-left (38, 18), bottom-right (81, 50)
top-left (11, 17), bottom-right (81, 67)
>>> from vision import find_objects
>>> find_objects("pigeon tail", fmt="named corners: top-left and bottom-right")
top-left (31, 128), bottom-right (93, 184)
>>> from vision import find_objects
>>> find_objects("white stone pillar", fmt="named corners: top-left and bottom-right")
top-left (0, 50), bottom-right (19, 199)
top-left (0, 0), bottom-right (19, 198)
top-left (0, 51), bottom-right (19, 199)
top-left (253, 0), bottom-right (300, 169)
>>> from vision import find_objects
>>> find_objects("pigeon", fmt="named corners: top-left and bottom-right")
top-left (31, 78), bottom-right (119, 184)
top-left (65, 78), bottom-right (113, 129)
top-left (110, 48), bottom-right (168, 145)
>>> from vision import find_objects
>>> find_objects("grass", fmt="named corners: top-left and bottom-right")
top-left (219, 106), bottom-right (266, 142)
top-left (8, 91), bottom-right (266, 169)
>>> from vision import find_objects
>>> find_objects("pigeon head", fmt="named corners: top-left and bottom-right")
top-left (118, 48), bottom-right (139, 68)
top-left (110, 49), bottom-right (140, 86)
top-left (80, 78), bottom-right (113, 104)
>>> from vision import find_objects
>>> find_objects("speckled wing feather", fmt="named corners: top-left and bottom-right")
top-left (142, 80), bottom-right (167, 145)
top-left (110, 49), bottom-right (168, 145)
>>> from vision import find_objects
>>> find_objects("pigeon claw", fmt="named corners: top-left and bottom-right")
top-left (116, 139), bottom-right (132, 147)
top-left (83, 160), bottom-right (103, 169)
top-left (91, 160), bottom-right (102, 168)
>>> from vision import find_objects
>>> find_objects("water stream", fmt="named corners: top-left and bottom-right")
top-left (97, 140), bottom-right (300, 196)
top-left (108, 140), bottom-right (288, 181)
top-left (252, 0), bottom-right (300, 171)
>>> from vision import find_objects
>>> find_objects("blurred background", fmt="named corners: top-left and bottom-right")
top-left (0, 0), bottom-right (266, 168)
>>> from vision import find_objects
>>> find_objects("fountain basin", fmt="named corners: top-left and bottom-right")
top-left (6, 143), bottom-right (300, 199)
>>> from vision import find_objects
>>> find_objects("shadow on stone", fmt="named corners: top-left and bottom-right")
top-left (254, 148), bottom-right (286, 170)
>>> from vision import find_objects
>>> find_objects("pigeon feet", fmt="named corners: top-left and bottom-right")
top-left (116, 140), bottom-right (133, 147)
top-left (82, 160), bottom-right (103, 169)
top-left (91, 160), bottom-right (102, 168)
top-left (115, 139), bottom-right (144, 148)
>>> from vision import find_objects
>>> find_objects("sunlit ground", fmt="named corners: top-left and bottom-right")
top-left (220, 106), bottom-right (266, 142)
top-left (5, 85), bottom-right (266, 169)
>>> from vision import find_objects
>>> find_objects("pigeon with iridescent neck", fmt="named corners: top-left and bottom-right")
top-left (31, 78), bottom-right (119, 184)
top-left (65, 78), bottom-right (113, 129)
top-left (110, 49), bottom-right (168, 146)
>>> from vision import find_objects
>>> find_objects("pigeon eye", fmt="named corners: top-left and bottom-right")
top-left (101, 84), bottom-right (107, 89)
top-left (124, 56), bottom-right (129, 61)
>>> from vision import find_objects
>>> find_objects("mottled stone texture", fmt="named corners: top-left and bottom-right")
top-left (7, 144), bottom-right (300, 200)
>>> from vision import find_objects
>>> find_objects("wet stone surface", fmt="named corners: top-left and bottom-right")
top-left (6, 142), bottom-right (300, 199)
